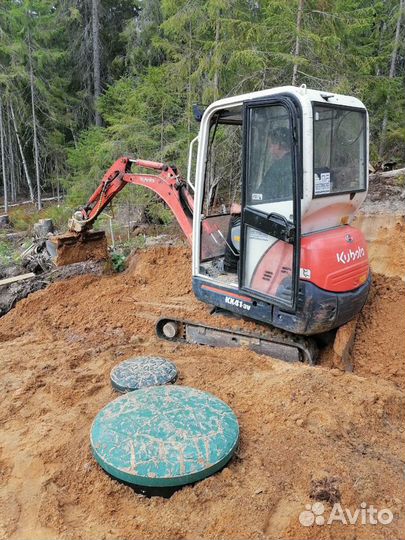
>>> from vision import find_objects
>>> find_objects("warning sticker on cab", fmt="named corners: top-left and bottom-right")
top-left (314, 172), bottom-right (331, 194)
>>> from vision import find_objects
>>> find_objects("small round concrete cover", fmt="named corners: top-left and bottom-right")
top-left (110, 356), bottom-right (177, 393)
top-left (90, 385), bottom-right (239, 487)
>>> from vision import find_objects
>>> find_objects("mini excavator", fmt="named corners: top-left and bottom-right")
top-left (53, 86), bottom-right (371, 364)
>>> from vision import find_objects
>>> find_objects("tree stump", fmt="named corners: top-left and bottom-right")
top-left (33, 218), bottom-right (54, 237)
top-left (0, 215), bottom-right (10, 228)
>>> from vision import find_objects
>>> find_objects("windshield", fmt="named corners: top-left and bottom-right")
top-left (246, 104), bottom-right (294, 207)
top-left (313, 105), bottom-right (366, 196)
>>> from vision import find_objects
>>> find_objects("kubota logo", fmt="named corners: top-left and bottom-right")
top-left (336, 246), bottom-right (365, 264)
top-left (345, 233), bottom-right (353, 243)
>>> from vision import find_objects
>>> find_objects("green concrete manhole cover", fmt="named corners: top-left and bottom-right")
top-left (110, 356), bottom-right (178, 393)
top-left (90, 385), bottom-right (239, 489)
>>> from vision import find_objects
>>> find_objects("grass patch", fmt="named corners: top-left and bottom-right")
top-left (0, 238), bottom-right (19, 267)
top-left (8, 203), bottom-right (73, 232)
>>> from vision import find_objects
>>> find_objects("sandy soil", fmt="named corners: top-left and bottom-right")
top-left (353, 214), bottom-right (405, 280)
top-left (0, 239), bottom-right (404, 539)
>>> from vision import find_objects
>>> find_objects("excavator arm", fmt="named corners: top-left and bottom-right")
top-left (69, 157), bottom-right (194, 243)
top-left (52, 155), bottom-right (229, 265)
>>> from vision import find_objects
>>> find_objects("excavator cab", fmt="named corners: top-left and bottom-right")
top-left (190, 86), bottom-right (370, 335)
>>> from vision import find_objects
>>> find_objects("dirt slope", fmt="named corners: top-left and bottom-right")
top-left (0, 245), bottom-right (404, 540)
top-left (354, 214), bottom-right (405, 280)
top-left (352, 273), bottom-right (405, 386)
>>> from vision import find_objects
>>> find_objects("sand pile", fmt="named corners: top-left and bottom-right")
top-left (0, 245), bottom-right (404, 540)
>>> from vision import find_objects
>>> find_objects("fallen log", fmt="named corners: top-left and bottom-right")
top-left (0, 272), bottom-right (35, 287)
top-left (0, 196), bottom-right (63, 210)
top-left (369, 167), bottom-right (405, 180)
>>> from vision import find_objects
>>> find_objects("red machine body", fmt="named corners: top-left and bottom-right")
top-left (252, 226), bottom-right (369, 295)
top-left (68, 86), bottom-right (371, 348)
top-left (300, 227), bottom-right (369, 292)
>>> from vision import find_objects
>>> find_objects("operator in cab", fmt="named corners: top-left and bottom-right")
top-left (231, 125), bottom-right (293, 215)
top-left (250, 126), bottom-right (293, 204)
top-left (226, 126), bottom-right (293, 273)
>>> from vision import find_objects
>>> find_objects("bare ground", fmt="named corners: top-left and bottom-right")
top-left (0, 214), bottom-right (404, 540)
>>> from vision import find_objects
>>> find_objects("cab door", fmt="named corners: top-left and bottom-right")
top-left (240, 97), bottom-right (301, 310)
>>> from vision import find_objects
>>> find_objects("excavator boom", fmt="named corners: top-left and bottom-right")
top-left (69, 157), bottom-right (193, 240)
top-left (50, 157), bottom-right (194, 265)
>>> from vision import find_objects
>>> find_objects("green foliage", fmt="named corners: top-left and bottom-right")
top-left (110, 234), bottom-right (149, 272)
top-left (41, 205), bottom-right (73, 230)
top-left (110, 252), bottom-right (127, 273)
top-left (0, 0), bottom-right (74, 197)
top-left (1, 0), bottom-right (404, 217)
top-left (385, 127), bottom-right (405, 161)
top-left (9, 203), bottom-right (73, 232)
top-left (0, 239), bottom-right (14, 261)
top-left (0, 237), bottom-right (21, 267)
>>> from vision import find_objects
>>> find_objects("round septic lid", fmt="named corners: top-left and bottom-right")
top-left (90, 385), bottom-right (239, 487)
top-left (110, 356), bottom-right (177, 393)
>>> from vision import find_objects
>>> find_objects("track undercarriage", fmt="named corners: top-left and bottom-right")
top-left (156, 315), bottom-right (319, 365)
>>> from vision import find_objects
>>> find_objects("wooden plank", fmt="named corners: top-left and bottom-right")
top-left (0, 272), bottom-right (36, 287)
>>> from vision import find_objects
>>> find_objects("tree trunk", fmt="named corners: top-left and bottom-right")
top-left (0, 92), bottom-right (8, 213)
top-left (6, 104), bottom-right (16, 202)
top-left (292, 0), bottom-right (304, 86)
top-left (92, 0), bottom-right (102, 126)
top-left (378, 0), bottom-right (404, 157)
top-left (187, 20), bottom-right (192, 135)
top-left (160, 106), bottom-right (164, 151)
top-left (213, 18), bottom-right (220, 100)
top-left (10, 101), bottom-right (35, 202)
top-left (375, 20), bottom-right (387, 77)
top-left (28, 36), bottom-right (41, 210)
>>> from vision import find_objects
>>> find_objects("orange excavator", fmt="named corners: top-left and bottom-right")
top-left (53, 85), bottom-right (371, 364)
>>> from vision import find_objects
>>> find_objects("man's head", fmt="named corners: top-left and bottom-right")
top-left (268, 126), bottom-right (290, 158)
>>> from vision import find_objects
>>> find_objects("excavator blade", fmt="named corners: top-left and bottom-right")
top-left (47, 230), bottom-right (108, 266)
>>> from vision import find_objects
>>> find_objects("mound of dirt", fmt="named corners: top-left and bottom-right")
top-left (351, 274), bottom-right (405, 388)
top-left (0, 260), bottom-right (105, 318)
top-left (0, 245), bottom-right (404, 540)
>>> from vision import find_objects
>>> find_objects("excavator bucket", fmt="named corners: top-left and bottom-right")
top-left (46, 230), bottom-right (108, 266)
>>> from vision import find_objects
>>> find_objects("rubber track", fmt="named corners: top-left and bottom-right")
top-left (156, 318), bottom-right (318, 365)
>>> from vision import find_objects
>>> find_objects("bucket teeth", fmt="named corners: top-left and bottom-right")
top-left (48, 230), bottom-right (108, 266)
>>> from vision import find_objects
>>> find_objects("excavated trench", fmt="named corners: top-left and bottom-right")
top-left (0, 212), bottom-right (404, 540)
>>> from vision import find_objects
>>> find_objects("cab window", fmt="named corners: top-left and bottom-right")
top-left (246, 104), bottom-right (293, 206)
top-left (199, 107), bottom-right (243, 282)
top-left (313, 105), bottom-right (366, 196)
